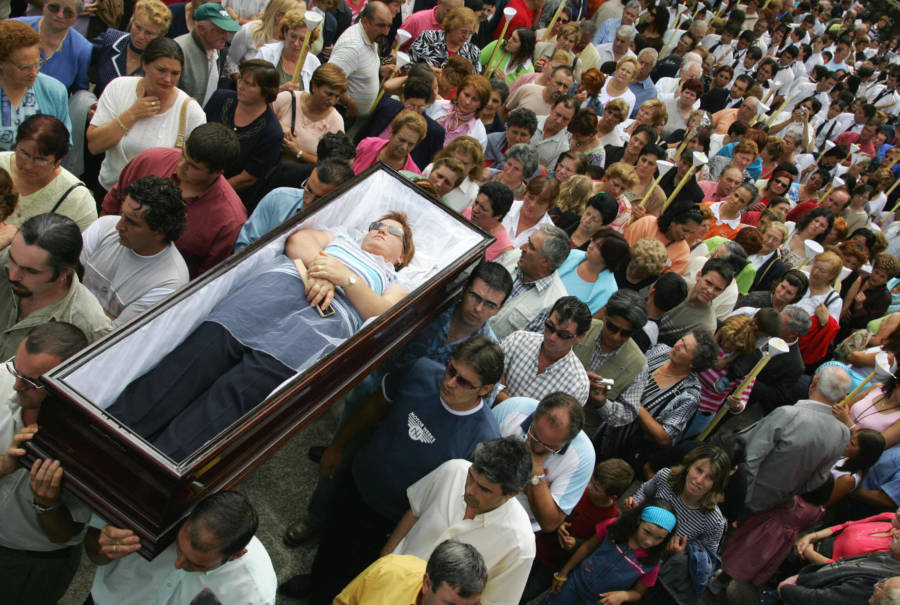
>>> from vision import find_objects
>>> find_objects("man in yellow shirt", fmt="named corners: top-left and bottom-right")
top-left (335, 539), bottom-right (486, 605)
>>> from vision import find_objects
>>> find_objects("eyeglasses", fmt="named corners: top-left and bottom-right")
top-left (527, 425), bottom-right (563, 455)
top-left (466, 290), bottom-right (500, 312)
top-left (8, 58), bottom-right (46, 74)
top-left (772, 179), bottom-right (790, 188)
top-left (15, 145), bottom-right (54, 167)
top-left (604, 321), bottom-right (633, 338)
top-left (445, 361), bottom-right (480, 390)
top-left (368, 221), bottom-right (406, 244)
top-left (5, 357), bottom-right (44, 390)
top-left (544, 320), bottom-right (576, 340)
top-left (456, 29), bottom-right (475, 37)
top-left (45, 2), bottom-right (77, 18)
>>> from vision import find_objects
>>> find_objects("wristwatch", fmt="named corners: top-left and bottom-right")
top-left (32, 500), bottom-right (59, 514)
top-left (296, 150), bottom-right (303, 160)
top-left (530, 474), bottom-right (546, 486)
top-left (345, 274), bottom-right (357, 288)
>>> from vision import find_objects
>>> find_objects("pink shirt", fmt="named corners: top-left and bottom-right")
top-left (398, 7), bottom-right (442, 51)
top-left (827, 512), bottom-right (895, 561)
top-left (834, 131), bottom-right (876, 158)
top-left (353, 137), bottom-right (421, 175)
top-left (698, 180), bottom-right (728, 203)
top-left (461, 207), bottom-right (514, 261)
top-left (850, 388), bottom-right (900, 433)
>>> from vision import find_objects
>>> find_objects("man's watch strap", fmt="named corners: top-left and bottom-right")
top-left (530, 473), bottom-right (546, 486)
top-left (32, 500), bottom-right (59, 514)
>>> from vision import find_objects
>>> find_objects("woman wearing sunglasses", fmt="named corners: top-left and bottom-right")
top-left (0, 21), bottom-right (72, 152)
top-left (106, 213), bottom-right (415, 462)
top-left (14, 0), bottom-right (91, 92)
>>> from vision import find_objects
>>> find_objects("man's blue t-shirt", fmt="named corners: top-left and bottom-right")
top-left (352, 357), bottom-right (501, 521)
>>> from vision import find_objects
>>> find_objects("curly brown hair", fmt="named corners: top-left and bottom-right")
top-left (0, 168), bottom-right (17, 223)
top-left (0, 20), bottom-right (40, 62)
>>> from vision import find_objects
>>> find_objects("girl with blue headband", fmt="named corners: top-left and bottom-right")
top-left (544, 499), bottom-right (676, 605)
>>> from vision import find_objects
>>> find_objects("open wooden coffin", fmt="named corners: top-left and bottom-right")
top-left (23, 164), bottom-right (491, 558)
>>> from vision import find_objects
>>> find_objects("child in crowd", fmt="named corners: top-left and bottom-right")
top-left (520, 459), bottom-right (635, 602)
top-left (545, 499), bottom-right (677, 605)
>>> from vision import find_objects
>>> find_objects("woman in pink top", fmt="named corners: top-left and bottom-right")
top-left (835, 373), bottom-right (900, 448)
top-left (624, 203), bottom-right (704, 275)
top-left (273, 63), bottom-right (347, 165)
top-left (353, 109), bottom-right (426, 174)
top-left (795, 509), bottom-right (900, 564)
top-left (425, 74), bottom-right (491, 149)
top-left (461, 180), bottom-right (515, 262)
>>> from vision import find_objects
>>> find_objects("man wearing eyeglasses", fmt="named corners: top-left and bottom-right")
top-left (492, 392), bottom-right (594, 533)
top-left (0, 322), bottom-right (90, 604)
top-left (572, 290), bottom-right (649, 437)
top-left (280, 334), bottom-right (505, 601)
top-left (496, 296), bottom-right (590, 406)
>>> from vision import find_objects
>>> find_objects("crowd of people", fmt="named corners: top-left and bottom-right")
top-left (1, 0), bottom-right (900, 602)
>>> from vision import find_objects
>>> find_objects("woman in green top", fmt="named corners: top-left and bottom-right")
top-left (480, 27), bottom-right (535, 85)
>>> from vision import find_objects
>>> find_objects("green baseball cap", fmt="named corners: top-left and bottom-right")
top-left (193, 3), bottom-right (240, 32)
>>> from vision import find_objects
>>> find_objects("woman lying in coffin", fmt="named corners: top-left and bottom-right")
top-left (106, 213), bottom-right (414, 461)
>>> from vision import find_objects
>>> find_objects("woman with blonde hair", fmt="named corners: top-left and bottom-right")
top-left (92, 0), bottom-right (173, 95)
top-left (408, 7), bottom-right (481, 71)
top-left (533, 22), bottom-right (583, 79)
top-left (595, 98), bottom-right (629, 148)
top-left (423, 136), bottom-right (484, 211)
top-left (597, 56), bottom-right (639, 116)
top-left (551, 174), bottom-right (593, 232)
top-left (258, 7), bottom-right (321, 90)
top-left (600, 161), bottom-right (640, 233)
top-left (274, 63), bottom-right (347, 165)
top-left (229, 0), bottom-right (303, 65)
top-left (353, 110), bottom-right (427, 173)
top-left (622, 98), bottom-right (668, 139)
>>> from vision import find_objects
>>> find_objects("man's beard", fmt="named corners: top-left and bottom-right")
top-left (8, 280), bottom-right (32, 298)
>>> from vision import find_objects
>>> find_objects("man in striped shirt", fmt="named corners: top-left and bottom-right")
top-left (329, 1), bottom-right (394, 118)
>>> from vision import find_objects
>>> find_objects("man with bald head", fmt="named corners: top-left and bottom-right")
top-left (398, 0), bottom-right (464, 51)
top-left (712, 96), bottom-right (759, 135)
top-left (699, 166), bottom-right (743, 203)
top-left (328, 1), bottom-right (394, 118)
top-left (655, 60), bottom-right (702, 101)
